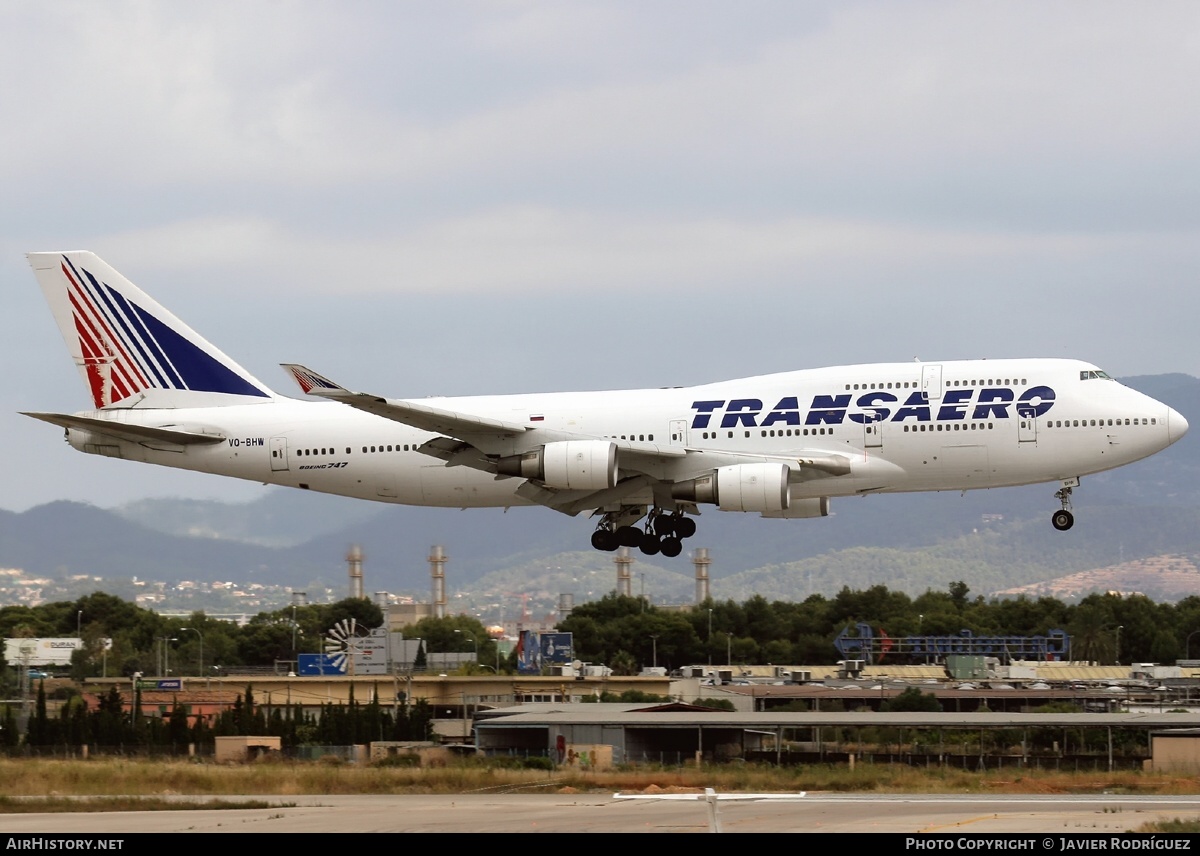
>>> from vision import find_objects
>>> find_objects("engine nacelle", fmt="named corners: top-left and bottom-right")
top-left (671, 462), bottom-right (791, 512)
top-left (760, 496), bottom-right (830, 519)
top-left (496, 440), bottom-right (618, 491)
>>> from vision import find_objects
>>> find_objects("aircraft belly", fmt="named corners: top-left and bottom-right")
top-left (418, 465), bottom-right (528, 507)
top-left (937, 444), bottom-right (991, 483)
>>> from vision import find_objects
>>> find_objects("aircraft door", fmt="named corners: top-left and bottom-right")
top-left (669, 419), bottom-right (688, 446)
top-left (1017, 407), bottom-right (1037, 443)
top-left (864, 414), bottom-right (883, 449)
top-left (921, 364), bottom-right (943, 402)
top-left (270, 437), bottom-right (289, 471)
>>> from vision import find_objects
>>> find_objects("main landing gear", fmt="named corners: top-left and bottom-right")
top-left (591, 508), bottom-right (697, 557)
top-left (1051, 480), bottom-right (1077, 531)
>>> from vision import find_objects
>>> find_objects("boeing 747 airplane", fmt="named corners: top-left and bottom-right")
top-left (24, 252), bottom-right (1188, 557)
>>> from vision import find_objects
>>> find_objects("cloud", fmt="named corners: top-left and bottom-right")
top-left (5, 2), bottom-right (1199, 218)
top-left (88, 205), bottom-right (1197, 299)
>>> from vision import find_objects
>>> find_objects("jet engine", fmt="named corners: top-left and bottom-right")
top-left (496, 440), bottom-right (618, 490)
top-left (671, 462), bottom-right (790, 512)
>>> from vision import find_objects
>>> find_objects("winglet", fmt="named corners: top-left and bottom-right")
top-left (281, 364), bottom-right (349, 396)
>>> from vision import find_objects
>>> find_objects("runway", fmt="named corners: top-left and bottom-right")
top-left (0, 793), bottom-right (1197, 833)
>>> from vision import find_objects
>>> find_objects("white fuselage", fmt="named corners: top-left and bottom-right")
top-left (61, 358), bottom-right (1186, 513)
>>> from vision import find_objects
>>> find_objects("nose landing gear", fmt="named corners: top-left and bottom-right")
top-left (1051, 480), bottom-right (1077, 531)
top-left (1052, 508), bottom-right (1074, 531)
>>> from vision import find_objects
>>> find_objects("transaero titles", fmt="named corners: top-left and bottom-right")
top-left (691, 385), bottom-right (1056, 430)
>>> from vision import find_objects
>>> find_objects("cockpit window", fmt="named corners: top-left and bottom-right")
top-left (1080, 370), bottom-right (1113, 380)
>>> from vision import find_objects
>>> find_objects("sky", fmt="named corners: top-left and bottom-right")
top-left (2, 1), bottom-right (1199, 511)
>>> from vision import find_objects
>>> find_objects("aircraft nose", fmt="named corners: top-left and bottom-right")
top-left (1168, 407), bottom-right (1189, 445)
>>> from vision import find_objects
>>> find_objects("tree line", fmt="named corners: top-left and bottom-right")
top-left (0, 592), bottom-right (506, 686)
top-left (558, 584), bottom-right (1200, 672)
top-left (2, 584), bottom-right (1198, 689)
top-left (7, 681), bottom-right (433, 751)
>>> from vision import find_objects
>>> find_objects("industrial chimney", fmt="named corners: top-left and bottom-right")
top-left (693, 547), bottom-right (711, 603)
top-left (615, 546), bottom-right (633, 597)
top-left (429, 545), bottom-right (447, 619)
top-left (347, 545), bottom-right (365, 600)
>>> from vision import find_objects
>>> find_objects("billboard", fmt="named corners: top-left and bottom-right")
top-left (4, 638), bottom-right (83, 666)
top-left (517, 631), bottom-right (573, 674)
top-left (539, 632), bottom-right (573, 665)
top-left (298, 653), bottom-right (346, 676)
top-left (305, 627), bottom-right (402, 675)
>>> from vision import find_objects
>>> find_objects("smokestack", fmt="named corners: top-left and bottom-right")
top-left (615, 546), bottom-right (633, 597)
top-left (429, 545), bottom-right (447, 619)
top-left (693, 547), bottom-right (711, 604)
top-left (347, 545), bottom-right (365, 600)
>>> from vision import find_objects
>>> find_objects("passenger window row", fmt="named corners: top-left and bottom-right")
top-left (1046, 418), bottom-right (1155, 428)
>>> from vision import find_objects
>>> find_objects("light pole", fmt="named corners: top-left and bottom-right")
top-left (650, 634), bottom-right (658, 670)
top-left (157, 636), bottom-right (178, 676)
top-left (454, 629), bottom-right (478, 665)
top-left (182, 627), bottom-right (203, 681)
top-left (1187, 630), bottom-right (1200, 660)
top-left (707, 608), bottom-right (713, 666)
top-left (1115, 625), bottom-right (1124, 666)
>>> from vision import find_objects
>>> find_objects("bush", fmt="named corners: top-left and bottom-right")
top-left (372, 753), bottom-right (420, 768)
top-left (882, 687), bottom-right (941, 712)
top-left (485, 754), bottom-right (553, 770)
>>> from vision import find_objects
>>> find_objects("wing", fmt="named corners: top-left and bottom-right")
top-left (281, 364), bottom-right (531, 438)
top-left (280, 364), bottom-right (854, 517)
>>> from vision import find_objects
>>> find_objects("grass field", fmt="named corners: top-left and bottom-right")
top-left (0, 757), bottom-right (1197, 799)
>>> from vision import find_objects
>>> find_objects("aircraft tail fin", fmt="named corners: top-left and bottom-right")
top-left (27, 251), bottom-right (277, 408)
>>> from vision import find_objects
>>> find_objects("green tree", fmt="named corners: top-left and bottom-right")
top-left (27, 680), bottom-right (52, 745)
top-left (0, 641), bottom-right (12, 699)
top-left (883, 687), bottom-right (941, 712)
top-left (322, 598), bottom-right (384, 631)
top-left (609, 650), bottom-right (637, 676)
top-left (94, 686), bottom-right (127, 746)
top-left (1069, 599), bottom-right (1117, 664)
top-left (401, 615), bottom-right (496, 668)
top-left (0, 705), bottom-right (18, 747)
top-left (949, 581), bottom-right (970, 611)
top-left (237, 620), bottom-right (296, 666)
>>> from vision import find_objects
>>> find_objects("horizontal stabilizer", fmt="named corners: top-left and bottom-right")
top-left (22, 412), bottom-right (226, 446)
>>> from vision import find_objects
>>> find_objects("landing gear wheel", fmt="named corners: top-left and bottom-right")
top-left (639, 536), bottom-right (661, 556)
top-left (659, 537), bottom-right (683, 558)
top-left (1052, 510), bottom-right (1074, 531)
top-left (673, 516), bottom-right (697, 539)
top-left (591, 529), bottom-right (619, 551)
top-left (615, 526), bottom-right (642, 547)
